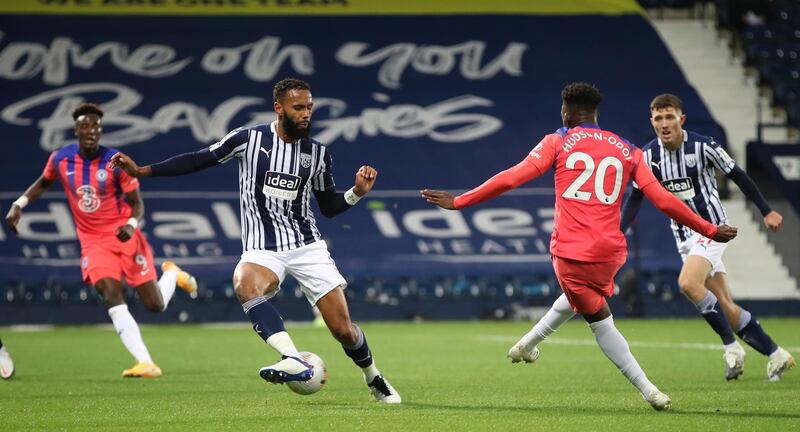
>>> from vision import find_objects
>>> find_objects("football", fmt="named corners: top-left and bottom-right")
top-left (286, 352), bottom-right (327, 395)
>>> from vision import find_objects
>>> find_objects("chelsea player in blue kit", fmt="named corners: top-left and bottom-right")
top-left (620, 94), bottom-right (793, 381)
top-left (110, 78), bottom-right (401, 403)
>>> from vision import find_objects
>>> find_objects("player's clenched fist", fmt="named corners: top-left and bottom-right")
top-left (116, 224), bottom-right (134, 242)
top-left (353, 165), bottom-right (377, 196)
top-left (763, 210), bottom-right (782, 232)
top-left (712, 224), bottom-right (738, 243)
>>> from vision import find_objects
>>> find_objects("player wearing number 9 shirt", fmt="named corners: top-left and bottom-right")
top-left (4, 103), bottom-right (197, 379)
top-left (421, 83), bottom-right (738, 411)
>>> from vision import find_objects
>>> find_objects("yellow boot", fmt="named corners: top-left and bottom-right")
top-left (161, 261), bottom-right (197, 294)
top-left (122, 362), bottom-right (162, 378)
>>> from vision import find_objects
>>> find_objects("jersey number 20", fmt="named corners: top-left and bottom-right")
top-left (561, 152), bottom-right (623, 204)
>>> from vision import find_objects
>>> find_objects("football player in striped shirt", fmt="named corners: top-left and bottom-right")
top-left (110, 78), bottom-right (401, 403)
top-left (620, 94), bottom-right (793, 381)
top-left (5, 103), bottom-right (198, 378)
top-left (422, 83), bottom-right (737, 410)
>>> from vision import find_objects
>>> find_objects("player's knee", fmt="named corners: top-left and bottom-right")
top-left (678, 277), bottom-right (704, 298)
top-left (142, 297), bottom-right (165, 313)
top-left (97, 286), bottom-right (124, 307)
top-left (233, 279), bottom-right (276, 303)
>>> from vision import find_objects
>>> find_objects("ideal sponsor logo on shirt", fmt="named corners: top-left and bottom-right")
top-left (661, 177), bottom-right (695, 200)
top-left (263, 171), bottom-right (301, 200)
top-left (560, 130), bottom-right (632, 161)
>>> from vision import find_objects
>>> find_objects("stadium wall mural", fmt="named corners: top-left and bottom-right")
top-left (0, 3), bottom-right (725, 280)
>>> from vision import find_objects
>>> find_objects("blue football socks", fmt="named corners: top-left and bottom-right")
top-left (243, 296), bottom-right (286, 342)
top-left (342, 324), bottom-right (374, 368)
top-left (695, 291), bottom-right (736, 345)
top-left (735, 309), bottom-right (778, 356)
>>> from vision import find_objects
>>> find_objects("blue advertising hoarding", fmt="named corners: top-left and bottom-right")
top-left (0, 8), bottom-right (719, 281)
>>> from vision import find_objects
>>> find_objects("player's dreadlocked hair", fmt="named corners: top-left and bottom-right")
top-left (650, 93), bottom-right (683, 112)
top-left (273, 78), bottom-right (311, 103)
top-left (71, 103), bottom-right (104, 121)
top-left (561, 82), bottom-right (603, 112)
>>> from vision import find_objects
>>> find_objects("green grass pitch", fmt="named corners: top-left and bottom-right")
top-left (1, 319), bottom-right (799, 431)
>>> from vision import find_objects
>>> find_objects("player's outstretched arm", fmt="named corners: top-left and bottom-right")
top-left (726, 166), bottom-right (782, 232)
top-left (640, 181), bottom-right (737, 242)
top-left (5, 175), bottom-right (55, 235)
top-left (109, 148), bottom-right (221, 178)
top-left (421, 190), bottom-right (456, 209)
top-left (631, 149), bottom-right (736, 242)
top-left (422, 158), bottom-right (544, 210)
top-left (109, 152), bottom-right (151, 177)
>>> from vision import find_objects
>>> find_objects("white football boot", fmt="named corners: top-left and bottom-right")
top-left (644, 389), bottom-right (672, 411)
top-left (507, 339), bottom-right (540, 364)
top-left (767, 347), bottom-right (795, 382)
top-left (723, 342), bottom-right (746, 381)
top-left (259, 355), bottom-right (313, 384)
top-left (366, 375), bottom-right (401, 404)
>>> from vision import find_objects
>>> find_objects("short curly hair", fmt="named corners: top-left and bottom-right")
top-left (561, 82), bottom-right (603, 111)
top-left (72, 103), bottom-right (104, 121)
top-left (273, 78), bottom-right (311, 103)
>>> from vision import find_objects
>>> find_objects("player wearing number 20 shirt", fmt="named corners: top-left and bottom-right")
top-left (425, 102), bottom-right (732, 314)
top-left (422, 83), bottom-right (737, 411)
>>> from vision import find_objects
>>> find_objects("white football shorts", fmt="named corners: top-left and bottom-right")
top-left (239, 240), bottom-right (347, 306)
top-left (677, 232), bottom-right (728, 277)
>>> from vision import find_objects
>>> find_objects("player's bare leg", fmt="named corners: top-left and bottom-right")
top-left (234, 262), bottom-right (311, 384)
top-left (706, 272), bottom-right (794, 380)
top-left (95, 278), bottom-right (160, 378)
top-left (583, 303), bottom-right (671, 411)
top-left (679, 256), bottom-right (744, 380)
top-left (135, 281), bottom-right (166, 313)
top-left (316, 287), bottom-right (401, 404)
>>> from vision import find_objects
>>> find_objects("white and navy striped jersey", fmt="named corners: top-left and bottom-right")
top-left (208, 121), bottom-right (335, 252)
top-left (637, 130), bottom-right (736, 244)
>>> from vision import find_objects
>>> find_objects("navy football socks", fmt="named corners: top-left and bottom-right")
top-left (735, 309), bottom-right (778, 356)
top-left (695, 291), bottom-right (736, 345)
top-left (342, 324), bottom-right (374, 368)
top-left (243, 296), bottom-right (286, 342)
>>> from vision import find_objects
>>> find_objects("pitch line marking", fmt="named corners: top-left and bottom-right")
top-left (478, 335), bottom-right (800, 352)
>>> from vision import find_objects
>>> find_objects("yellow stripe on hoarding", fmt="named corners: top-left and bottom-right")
top-left (0, 0), bottom-right (643, 16)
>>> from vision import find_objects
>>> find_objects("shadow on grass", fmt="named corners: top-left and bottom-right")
top-left (671, 409), bottom-right (800, 420)
top-left (398, 402), bottom-right (800, 420)
top-left (398, 401), bottom-right (638, 416)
